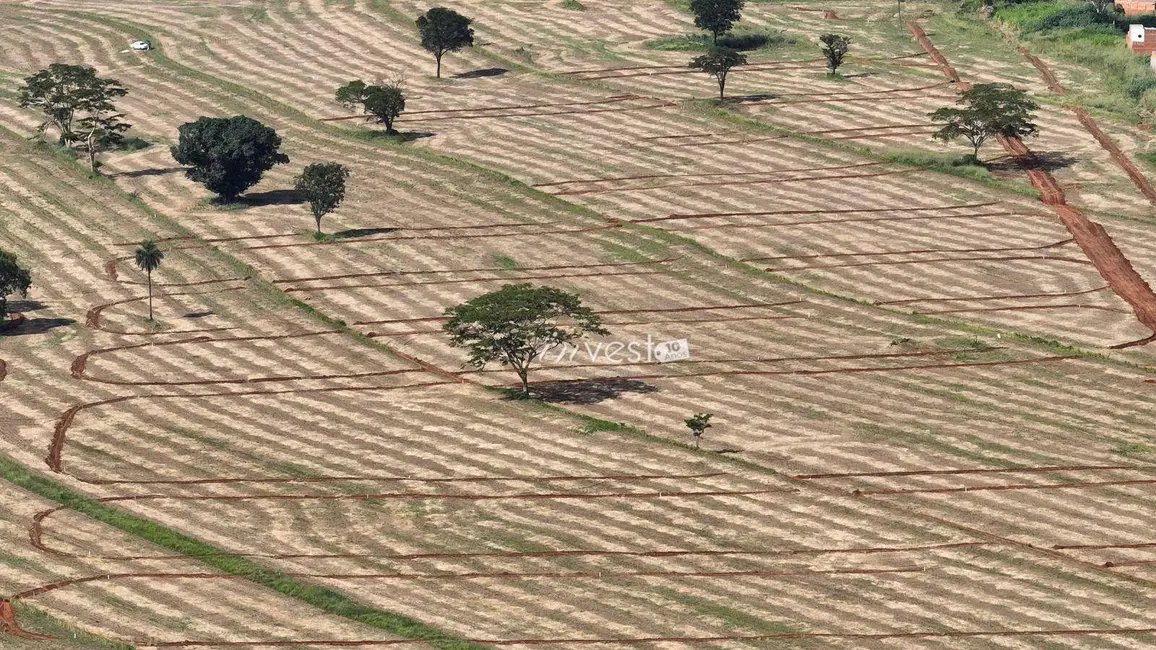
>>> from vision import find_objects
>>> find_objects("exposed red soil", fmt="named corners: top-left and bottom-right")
top-left (284, 268), bottom-right (669, 293)
top-left (44, 381), bottom-right (455, 473)
top-left (877, 285), bottom-right (1110, 305)
top-left (907, 21), bottom-right (963, 84)
top-left (88, 487), bottom-right (795, 504)
top-left (746, 238), bottom-right (1073, 262)
top-left (12, 567), bottom-right (918, 601)
top-left (1054, 541), bottom-right (1156, 550)
top-left (798, 465), bottom-right (1131, 479)
top-left (677, 211), bottom-right (1045, 231)
top-left (105, 255), bottom-right (248, 287)
top-left (273, 258), bottom-right (675, 285)
top-left (0, 599), bottom-right (53, 640)
top-left (552, 167), bottom-right (917, 196)
top-left (639, 201), bottom-right (1008, 224)
top-left (470, 348), bottom-right (1002, 376)
top-left (367, 314), bottom-right (802, 338)
top-left (144, 627), bottom-right (1156, 647)
top-left (535, 162), bottom-right (884, 188)
top-left (81, 472), bottom-right (726, 487)
top-left (394, 101), bottom-right (676, 124)
top-left (321, 95), bottom-right (642, 121)
top-left (560, 57), bottom-right (825, 76)
top-left (506, 355), bottom-right (1075, 389)
top-left (861, 477), bottom-right (1156, 496)
top-left (767, 254), bottom-right (1092, 273)
top-left (1017, 47), bottom-right (1065, 95)
top-left (246, 224), bottom-right (623, 251)
top-left (1072, 107), bottom-right (1156, 206)
top-left (1015, 46), bottom-right (1156, 206)
top-left (86, 288), bottom-right (244, 335)
top-left (354, 302), bottom-right (801, 327)
top-left (918, 303), bottom-right (1130, 315)
top-left (910, 22), bottom-right (1156, 346)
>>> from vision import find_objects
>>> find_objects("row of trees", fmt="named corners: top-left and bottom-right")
top-left (689, 34), bottom-right (851, 100)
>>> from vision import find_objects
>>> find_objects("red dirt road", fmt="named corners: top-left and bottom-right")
top-left (910, 22), bottom-right (1156, 346)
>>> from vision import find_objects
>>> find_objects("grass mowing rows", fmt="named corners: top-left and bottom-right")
top-left (0, 455), bottom-right (492, 650)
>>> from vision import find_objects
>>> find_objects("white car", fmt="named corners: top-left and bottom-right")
top-left (130, 40), bottom-right (152, 51)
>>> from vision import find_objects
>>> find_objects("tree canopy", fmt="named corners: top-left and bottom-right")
top-left (295, 162), bottom-right (351, 235)
top-left (819, 34), bottom-right (851, 75)
top-left (684, 412), bottom-right (713, 449)
top-left (134, 240), bottom-right (164, 321)
top-left (416, 8), bottom-right (475, 77)
top-left (442, 283), bottom-right (609, 395)
top-left (689, 47), bottom-right (747, 100)
top-left (0, 250), bottom-right (32, 324)
top-left (930, 83), bottom-right (1039, 160)
top-left (18, 64), bottom-right (127, 144)
top-left (18, 63), bottom-right (130, 171)
top-left (689, 0), bottom-right (745, 43)
top-left (336, 80), bottom-right (406, 133)
top-left (170, 116), bottom-right (290, 202)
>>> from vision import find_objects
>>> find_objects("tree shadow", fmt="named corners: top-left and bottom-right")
top-left (6, 300), bottom-right (46, 313)
top-left (361, 130), bottom-right (436, 143)
top-left (2, 317), bottom-right (76, 336)
top-left (118, 137), bottom-right (154, 152)
top-left (114, 166), bottom-right (184, 178)
top-left (523, 378), bottom-right (660, 405)
top-left (329, 227), bottom-right (400, 240)
top-left (724, 94), bottom-right (777, 104)
top-left (988, 150), bottom-right (1076, 173)
top-left (183, 311), bottom-right (214, 319)
top-left (454, 67), bottom-right (509, 79)
top-left (237, 189), bottom-right (306, 207)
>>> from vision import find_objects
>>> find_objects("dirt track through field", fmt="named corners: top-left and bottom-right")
top-left (910, 21), bottom-right (1156, 346)
top-left (509, 355), bottom-right (1075, 389)
top-left (138, 627), bottom-right (1156, 647)
top-left (1016, 46), bottom-right (1156, 206)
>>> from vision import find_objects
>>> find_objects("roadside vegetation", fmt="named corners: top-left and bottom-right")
top-left (972, 0), bottom-right (1156, 120)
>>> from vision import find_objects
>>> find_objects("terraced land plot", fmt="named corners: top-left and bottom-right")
top-left (5, 0), bottom-right (1156, 648)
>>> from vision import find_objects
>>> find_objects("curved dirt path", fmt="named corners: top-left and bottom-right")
top-left (909, 21), bottom-right (1156, 347)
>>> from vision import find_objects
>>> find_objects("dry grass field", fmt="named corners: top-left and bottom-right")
top-left (5, 0), bottom-right (1156, 648)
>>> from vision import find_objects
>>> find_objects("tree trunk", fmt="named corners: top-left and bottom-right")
top-left (718, 74), bottom-right (726, 100)
top-left (516, 366), bottom-right (530, 396)
top-left (147, 270), bottom-right (154, 321)
top-left (315, 213), bottom-right (322, 235)
top-left (436, 53), bottom-right (443, 78)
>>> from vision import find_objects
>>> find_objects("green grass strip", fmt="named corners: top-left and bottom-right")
top-left (0, 454), bottom-right (491, 650)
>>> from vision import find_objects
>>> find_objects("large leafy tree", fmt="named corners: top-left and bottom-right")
top-left (689, 0), bottom-right (745, 43)
top-left (443, 283), bottom-right (609, 396)
top-left (689, 47), bottom-right (747, 100)
top-left (294, 162), bottom-right (350, 235)
top-left (18, 64), bottom-right (129, 171)
top-left (930, 83), bottom-right (1039, 160)
top-left (336, 80), bottom-right (406, 133)
top-left (170, 116), bottom-right (290, 202)
top-left (18, 64), bottom-right (127, 144)
top-left (0, 250), bottom-right (32, 324)
top-left (820, 34), bottom-right (851, 75)
top-left (134, 240), bottom-right (164, 321)
top-left (416, 8), bottom-right (475, 78)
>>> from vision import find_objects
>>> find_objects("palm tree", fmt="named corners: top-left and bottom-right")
top-left (134, 240), bottom-right (164, 321)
